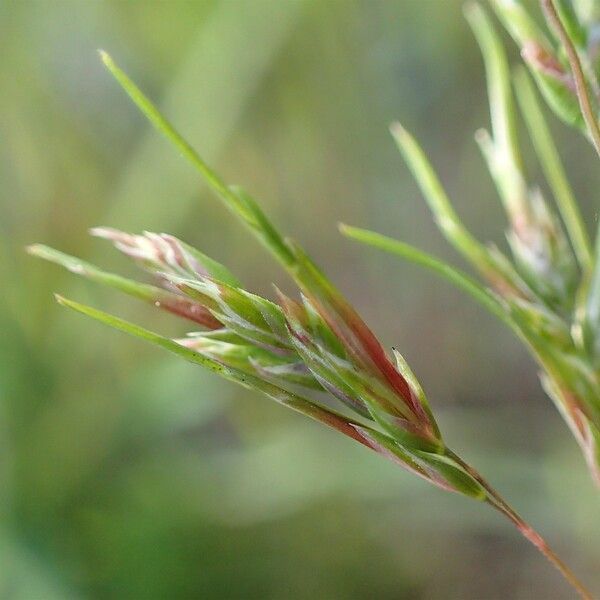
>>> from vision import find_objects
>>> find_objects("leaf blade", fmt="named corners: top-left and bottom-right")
top-left (389, 122), bottom-right (526, 297)
top-left (339, 225), bottom-right (511, 326)
top-left (513, 67), bottom-right (591, 270)
top-left (53, 294), bottom-right (379, 442)
top-left (99, 51), bottom-right (296, 270)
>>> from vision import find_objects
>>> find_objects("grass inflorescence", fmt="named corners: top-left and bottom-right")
top-left (30, 1), bottom-right (599, 597)
top-left (343, 0), bottom-right (600, 494)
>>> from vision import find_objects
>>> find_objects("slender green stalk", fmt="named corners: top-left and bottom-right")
top-left (338, 225), bottom-right (511, 326)
top-left (98, 51), bottom-right (296, 269)
top-left (513, 68), bottom-right (592, 271)
top-left (447, 448), bottom-right (594, 600)
top-left (466, 2), bottom-right (528, 220)
top-left (540, 0), bottom-right (600, 158)
top-left (466, 3), bottom-right (521, 170)
top-left (389, 123), bottom-right (487, 263)
top-left (389, 122), bottom-right (514, 290)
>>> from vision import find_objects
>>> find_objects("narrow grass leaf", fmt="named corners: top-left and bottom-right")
top-left (466, 2), bottom-right (528, 220)
top-left (339, 225), bottom-right (512, 326)
top-left (389, 122), bottom-right (523, 294)
top-left (53, 294), bottom-right (380, 444)
top-left (100, 52), bottom-right (296, 271)
top-left (513, 67), bottom-right (591, 270)
top-left (490, 0), bottom-right (585, 130)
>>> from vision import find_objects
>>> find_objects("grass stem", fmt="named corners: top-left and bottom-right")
top-left (446, 449), bottom-right (594, 600)
top-left (513, 68), bottom-right (592, 271)
top-left (540, 0), bottom-right (600, 159)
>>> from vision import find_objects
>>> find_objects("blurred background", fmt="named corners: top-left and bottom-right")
top-left (2, 0), bottom-right (599, 598)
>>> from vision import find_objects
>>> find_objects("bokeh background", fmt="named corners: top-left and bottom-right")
top-left (2, 0), bottom-right (599, 598)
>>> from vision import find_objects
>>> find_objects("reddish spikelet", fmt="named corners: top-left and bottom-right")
top-left (521, 41), bottom-right (576, 91)
top-left (286, 246), bottom-right (431, 424)
top-left (156, 294), bottom-right (222, 329)
top-left (91, 227), bottom-right (231, 283)
top-left (303, 285), bottom-right (435, 433)
top-left (275, 283), bottom-right (440, 447)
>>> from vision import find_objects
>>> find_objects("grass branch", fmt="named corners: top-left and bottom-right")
top-left (540, 0), bottom-right (600, 159)
top-left (513, 67), bottom-right (592, 270)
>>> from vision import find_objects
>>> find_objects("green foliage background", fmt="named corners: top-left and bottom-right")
top-left (1, 0), bottom-right (599, 598)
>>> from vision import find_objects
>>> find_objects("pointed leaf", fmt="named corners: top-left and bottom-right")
top-left (467, 2), bottom-right (528, 220)
top-left (53, 294), bottom-right (380, 445)
top-left (513, 67), bottom-right (591, 270)
top-left (389, 122), bottom-right (526, 296)
top-left (339, 225), bottom-right (513, 327)
top-left (100, 51), bottom-right (296, 271)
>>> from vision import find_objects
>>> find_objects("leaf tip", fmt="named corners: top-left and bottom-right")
top-left (98, 49), bottom-right (113, 68)
top-left (89, 227), bottom-right (129, 246)
top-left (474, 127), bottom-right (488, 141)
top-left (272, 284), bottom-right (286, 304)
top-left (25, 243), bottom-right (42, 256)
top-left (54, 293), bottom-right (68, 306)
top-left (389, 121), bottom-right (407, 140)
top-left (338, 223), bottom-right (361, 241)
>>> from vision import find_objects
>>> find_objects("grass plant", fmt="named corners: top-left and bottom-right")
top-left (29, 1), bottom-right (599, 597)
